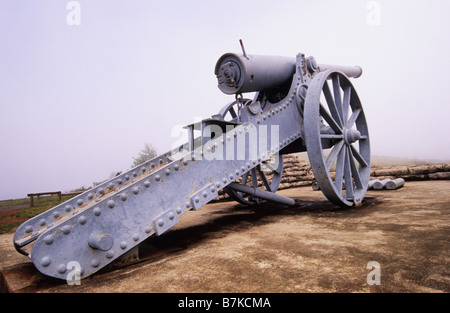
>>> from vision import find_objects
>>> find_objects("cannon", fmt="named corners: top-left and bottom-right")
top-left (13, 44), bottom-right (370, 280)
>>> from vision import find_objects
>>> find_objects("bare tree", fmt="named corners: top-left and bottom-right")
top-left (131, 143), bottom-right (157, 168)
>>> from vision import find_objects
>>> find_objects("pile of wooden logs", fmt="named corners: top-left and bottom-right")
top-left (370, 163), bottom-right (450, 181)
top-left (214, 156), bottom-right (450, 201)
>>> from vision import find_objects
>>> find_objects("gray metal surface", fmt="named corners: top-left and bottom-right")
top-left (14, 47), bottom-right (369, 280)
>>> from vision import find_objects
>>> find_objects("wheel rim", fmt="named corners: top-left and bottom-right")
top-left (304, 71), bottom-right (371, 207)
top-left (225, 155), bottom-right (284, 205)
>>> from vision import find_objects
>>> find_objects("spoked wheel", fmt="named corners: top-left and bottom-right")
top-left (304, 71), bottom-right (371, 207)
top-left (217, 98), bottom-right (252, 123)
top-left (217, 100), bottom-right (285, 205)
top-left (225, 155), bottom-right (284, 205)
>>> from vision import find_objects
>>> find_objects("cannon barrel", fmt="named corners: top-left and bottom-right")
top-left (215, 53), bottom-right (363, 95)
top-left (318, 63), bottom-right (363, 79)
top-left (215, 53), bottom-right (296, 95)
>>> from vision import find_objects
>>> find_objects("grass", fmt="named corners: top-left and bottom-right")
top-left (0, 194), bottom-right (78, 235)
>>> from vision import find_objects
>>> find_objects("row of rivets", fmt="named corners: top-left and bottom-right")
top-left (21, 158), bottom-right (167, 238)
top-left (37, 158), bottom-right (173, 273)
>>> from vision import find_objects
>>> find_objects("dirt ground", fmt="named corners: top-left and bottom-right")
top-left (1, 180), bottom-right (449, 293)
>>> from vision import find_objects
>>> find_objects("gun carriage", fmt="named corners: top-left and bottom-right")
top-left (14, 44), bottom-right (370, 279)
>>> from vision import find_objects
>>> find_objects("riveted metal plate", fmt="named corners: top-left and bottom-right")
top-left (190, 183), bottom-right (219, 211)
top-left (153, 209), bottom-right (180, 236)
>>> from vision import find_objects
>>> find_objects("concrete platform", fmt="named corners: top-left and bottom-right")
top-left (1, 181), bottom-right (449, 293)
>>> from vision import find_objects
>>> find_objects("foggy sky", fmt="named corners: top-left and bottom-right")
top-left (1, 0), bottom-right (449, 200)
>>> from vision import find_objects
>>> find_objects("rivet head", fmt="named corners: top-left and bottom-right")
top-left (78, 215), bottom-right (87, 225)
top-left (194, 197), bottom-right (200, 203)
top-left (174, 164), bottom-right (179, 171)
top-left (57, 264), bottom-right (66, 274)
top-left (53, 212), bottom-right (60, 219)
top-left (144, 225), bottom-right (152, 233)
top-left (107, 200), bottom-right (115, 209)
top-left (98, 188), bottom-right (105, 195)
top-left (182, 159), bottom-right (188, 166)
top-left (155, 175), bottom-right (161, 181)
top-left (93, 207), bottom-right (102, 216)
top-left (176, 207), bottom-right (182, 214)
top-left (229, 174), bottom-right (234, 180)
top-left (133, 234), bottom-right (139, 241)
top-left (125, 175), bottom-right (130, 181)
top-left (87, 193), bottom-right (94, 200)
top-left (65, 205), bottom-right (73, 212)
top-left (185, 202), bottom-right (191, 209)
top-left (77, 199), bottom-right (84, 206)
top-left (215, 182), bottom-right (221, 188)
top-left (157, 219), bottom-right (164, 227)
top-left (117, 179), bottom-right (123, 185)
top-left (222, 177), bottom-right (227, 184)
top-left (40, 256), bottom-right (51, 267)
top-left (62, 225), bottom-right (71, 234)
top-left (120, 193), bottom-right (128, 201)
top-left (91, 259), bottom-right (100, 267)
top-left (210, 187), bottom-right (216, 193)
top-left (39, 219), bottom-right (46, 226)
top-left (235, 170), bottom-right (240, 176)
top-left (168, 212), bottom-right (175, 220)
top-left (106, 250), bottom-right (114, 258)
top-left (165, 169), bottom-right (170, 176)
top-left (120, 241), bottom-right (127, 249)
top-left (144, 180), bottom-right (150, 188)
top-left (132, 171), bottom-right (137, 177)
top-left (44, 235), bottom-right (54, 245)
top-left (88, 233), bottom-right (114, 251)
top-left (202, 191), bottom-right (208, 198)
top-left (133, 187), bottom-right (139, 195)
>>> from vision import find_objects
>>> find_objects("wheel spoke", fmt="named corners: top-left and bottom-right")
top-left (229, 106), bottom-right (237, 119)
top-left (320, 134), bottom-right (344, 139)
top-left (332, 74), bottom-right (344, 121)
top-left (346, 107), bottom-right (361, 129)
top-left (323, 81), bottom-right (343, 128)
top-left (241, 171), bottom-right (249, 185)
top-left (348, 147), bottom-right (363, 189)
top-left (257, 166), bottom-right (272, 192)
top-left (261, 158), bottom-right (280, 174)
top-left (251, 168), bottom-right (258, 188)
top-left (344, 146), bottom-right (354, 200)
top-left (334, 144), bottom-right (346, 192)
top-left (342, 85), bottom-right (351, 125)
top-left (326, 140), bottom-right (344, 172)
top-left (350, 144), bottom-right (369, 168)
top-left (320, 104), bottom-right (343, 134)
